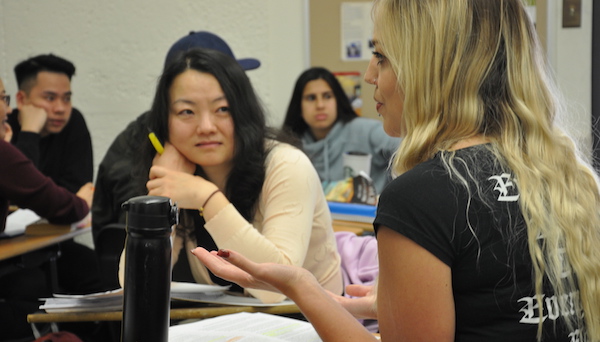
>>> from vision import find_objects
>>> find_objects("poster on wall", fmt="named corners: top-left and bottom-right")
top-left (333, 71), bottom-right (363, 115)
top-left (340, 2), bottom-right (374, 61)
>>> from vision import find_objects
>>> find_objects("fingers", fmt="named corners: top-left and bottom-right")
top-left (191, 247), bottom-right (249, 285)
top-left (149, 165), bottom-right (167, 180)
top-left (19, 104), bottom-right (47, 133)
top-left (345, 284), bottom-right (374, 297)
top-left (153, 143), bottom-right (196, 174)
top-left (191, 247), bottom-right (275, 293)
top-left (213, 249), bottom-right (262, 277)
top-left (76, 183), bottom-right (94, 209)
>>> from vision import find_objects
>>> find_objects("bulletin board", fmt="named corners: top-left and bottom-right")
top-left (309, 0), bottom-right (379, 120)
top-left (309, 1), bottom-right (547, 122)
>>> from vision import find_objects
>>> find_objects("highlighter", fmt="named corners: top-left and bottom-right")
top-left (148, 132), bottom-right (164, 155)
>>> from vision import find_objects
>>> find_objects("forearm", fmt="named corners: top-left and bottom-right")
top-left (288, 277), bottom-right (378, 342)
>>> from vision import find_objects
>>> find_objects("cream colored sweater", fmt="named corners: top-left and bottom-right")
top-left (120, 142), bottom-right (343, 303)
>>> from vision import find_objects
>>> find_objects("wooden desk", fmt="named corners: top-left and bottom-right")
top-left (28, 304), bottom-right (300, 323)
top-left (0, 227), bottom-right (91, 261)
top-left (332, 219), bottom-right (374, 235)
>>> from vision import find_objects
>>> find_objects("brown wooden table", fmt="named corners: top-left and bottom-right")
top-left (28, 303), bottom-right (300, 323)
top-left (0, 227), bottom-right (91, 261)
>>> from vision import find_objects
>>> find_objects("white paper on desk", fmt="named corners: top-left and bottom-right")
top-left (168, 312), bottom-right (322, 342)
top-left (40, 288), bottom-right (124, 313)
top-left (1, 208), bottom-right (40, 238)
top-left (40, 282), bottom-right (292, 313)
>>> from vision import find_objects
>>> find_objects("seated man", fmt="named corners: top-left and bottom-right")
top-left (6, 54), bottom-right (101, 303)
top-left (8, 54), bottom-right (93, 193)
top-left (0, 76), bottom-right (93, 341)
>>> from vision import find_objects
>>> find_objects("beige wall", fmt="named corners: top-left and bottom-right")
top-left (0, 0), bottom-right (593, 171)
top-left (0, 0), bottom-right (310, 178)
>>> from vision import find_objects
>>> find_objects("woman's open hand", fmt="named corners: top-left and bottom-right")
top-left (191, 247), bottom-right (317, 298)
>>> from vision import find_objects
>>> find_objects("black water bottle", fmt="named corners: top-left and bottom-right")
top-left (121, 195), bottom-right (178, 342)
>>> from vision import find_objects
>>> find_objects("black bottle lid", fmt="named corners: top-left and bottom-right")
top-left (122, 195), bottom-right (178, 230)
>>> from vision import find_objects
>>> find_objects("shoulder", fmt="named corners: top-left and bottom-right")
top-left (382, 157), bottom-right (448, 198)
top-left (262, 141), bottom-right (322, 194)
top-left (345, 117), bottom-right (381, 130)
top-left (120, 112), bottom-right (149, 142)
top-left (69, 107), bottom-right (87, 123)
top-left (266, 141), bottom-right (310, 165)
top-left (343, 117), bottom-right (392, 140)
top-left (264, 141), bottom-right (319, 179)
top-left (64, 107), bottom-right (91, 134)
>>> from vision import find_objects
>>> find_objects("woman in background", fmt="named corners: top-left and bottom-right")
top-left (282, 67), bottom-right (400, 194)
top-left (194, 0), bottom-right (600, 340)
top-left (120, 48), bottom-right (342, 304)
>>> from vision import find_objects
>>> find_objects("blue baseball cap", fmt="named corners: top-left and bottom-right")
top-left (165, 31), bottom-right (261, 70)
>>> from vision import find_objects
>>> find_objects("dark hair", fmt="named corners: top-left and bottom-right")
top-left (138, 48), bottom-right (272, 222)
top-left (282, 67), bottom-right (358, 137)
top-left (14, 54), bottom-right (76, 92)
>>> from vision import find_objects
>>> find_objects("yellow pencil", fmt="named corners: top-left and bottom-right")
top-left (148, 132), bottom-right (164, 155)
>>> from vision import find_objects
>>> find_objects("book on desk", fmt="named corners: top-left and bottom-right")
top-left (1, 208), bottom-right (84, 238)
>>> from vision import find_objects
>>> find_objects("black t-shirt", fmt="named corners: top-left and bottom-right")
top-left (374, 144), bottom-right (582, 341)
top-left (8, 107), bottom-right (93, 194)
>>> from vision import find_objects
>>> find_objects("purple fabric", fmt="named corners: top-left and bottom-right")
top-left (335, 231), bottom-right (380, 332)
top-left (335, 231), bottom-right (379, 291)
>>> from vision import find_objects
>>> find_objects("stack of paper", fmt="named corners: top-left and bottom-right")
top-left (39, 282), bottom-right (293, 313)
top-left (1, 208), bottom-right (88, 238)
top-left (1, 208), bottom-right (40, 238)
top-left (40, 288), bottom-right (124, 313)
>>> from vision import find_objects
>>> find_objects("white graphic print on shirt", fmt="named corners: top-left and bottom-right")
top-left (489, 172), bottom-right (585, 342)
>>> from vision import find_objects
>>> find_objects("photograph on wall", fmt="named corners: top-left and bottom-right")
top-left (340, 2), bottom-right (373, 61)
top-left (333, 71), bottom-right (363, 115)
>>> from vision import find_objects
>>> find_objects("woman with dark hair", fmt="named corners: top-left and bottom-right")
top-left (283, 67), bottom-right (400, 194)
top-left (119, 48), bottom-right (343, 304)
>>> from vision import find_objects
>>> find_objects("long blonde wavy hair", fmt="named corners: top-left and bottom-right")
top-left (372, 0), bottom-right (600, 340)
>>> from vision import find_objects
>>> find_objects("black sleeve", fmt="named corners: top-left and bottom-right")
top-left (0, 140), bottom-right (88, 228)
top-left (92, 113), bottom-right (148, 242)
top-left (373, 161), bottom-right (467, 267)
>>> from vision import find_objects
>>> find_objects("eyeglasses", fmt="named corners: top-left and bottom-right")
top-left (1, 95), bottom-right (9, 107)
